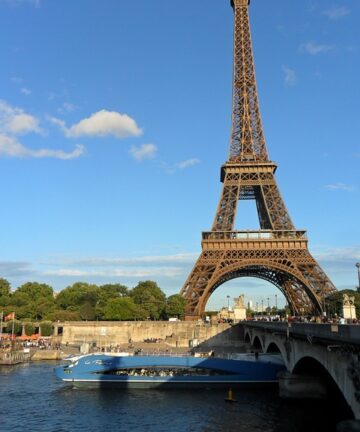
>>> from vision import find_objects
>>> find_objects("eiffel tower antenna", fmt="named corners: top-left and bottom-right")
top-left (180, 0), bottom-right (336, 320)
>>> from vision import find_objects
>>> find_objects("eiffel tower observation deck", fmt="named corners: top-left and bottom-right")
top-left (180, 0), bottom-right (336, 320)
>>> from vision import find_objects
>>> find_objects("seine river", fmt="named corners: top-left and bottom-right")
top-left (0, 362), bottom-right (341, 431)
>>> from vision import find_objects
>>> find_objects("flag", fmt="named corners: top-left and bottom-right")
top-left (4, 312), bottom-right (15, 321)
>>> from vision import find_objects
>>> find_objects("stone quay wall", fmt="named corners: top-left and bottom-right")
top-left (55, 321), bottom-right (244, 349)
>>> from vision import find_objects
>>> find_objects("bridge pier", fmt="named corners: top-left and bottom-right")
top-left (278, 371), bottom-right (328, 399)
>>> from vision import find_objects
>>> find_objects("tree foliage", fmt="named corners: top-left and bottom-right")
top-left (102, 298), bottom-right (147, 321)
top-left (165, 294), bottom-right (186, 319)
top-left (130, 281), bottom-right (166, 320)
top-left (7, 282), bottom-right (56, 320)
top-left (0, 278), bottom-right (11, 297)
top-left (40, 321), bottom-right (53, 337)
top-left (55, 282), bottom-right (100, 309)
top-left (0, 278), bottom-right (184, 322)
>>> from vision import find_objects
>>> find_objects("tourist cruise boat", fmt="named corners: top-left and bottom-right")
top-left (54, 352), bottom-right (285, 388)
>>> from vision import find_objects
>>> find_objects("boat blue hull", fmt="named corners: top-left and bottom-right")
top-left (54, 354), bottom-right (285, 389)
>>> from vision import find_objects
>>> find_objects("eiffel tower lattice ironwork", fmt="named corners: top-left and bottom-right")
top-left (180, 0), bottom-right (336, 320)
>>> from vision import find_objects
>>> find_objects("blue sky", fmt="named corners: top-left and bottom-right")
top-left (0, 0), bottom-right (359, 311)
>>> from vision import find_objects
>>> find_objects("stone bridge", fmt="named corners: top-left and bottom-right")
top-left (243, 321), bottom-right (360, 422)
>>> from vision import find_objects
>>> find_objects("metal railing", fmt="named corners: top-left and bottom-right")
top-left (202, 230), bottom-right (307, 241)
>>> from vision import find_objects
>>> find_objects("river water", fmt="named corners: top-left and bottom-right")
top-left (0, 362), bottom-right (341, 431)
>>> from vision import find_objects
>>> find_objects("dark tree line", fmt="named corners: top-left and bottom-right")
top-left (0, 278), bottom-right (186, 323)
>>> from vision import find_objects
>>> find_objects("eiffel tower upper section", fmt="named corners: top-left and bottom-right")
top-left (229, 0), bottom-right (268, 163)
top-left (212, 0), bottom-right (294, 233)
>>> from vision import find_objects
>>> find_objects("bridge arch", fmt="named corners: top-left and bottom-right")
top-left (251, 335), bottom-right (263, 351)
top-left (243, 322), bottom-right (360, 420)
top-left (292, 356), bottom-right (354, 421)
top-left (197, 261), bottom-right (322, 317)
top-left (266, 342), bottom-right (281, 354)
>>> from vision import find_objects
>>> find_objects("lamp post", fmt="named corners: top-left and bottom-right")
top-left (227, 295), bottom-right (230, 310)
top-left (275, 294), bottom-right (278, 312)
top-left (267, 297), bottom-right (270, 315)
top-left (356, 263), bottom-right (360, 293)
top-left (261, 300), bottom-right (264, 317)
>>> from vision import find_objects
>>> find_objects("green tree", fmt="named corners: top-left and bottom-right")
top-left (40, 321), bottom-right (53, 337)
top-left (78, 302), bottom-right (96, 320)
top-left (15, 282), bottom-right (54, 302)
top-left (10, 282), bottom-right (56, 320)
top-left (130, 281), bottom-right (166, 320)
top-left (0, 278), bottom-right (11, 297)
top-left (102, 297), bottom-right (147, 321)
top-left (95, 284), bottom-right (130, 319)
top-left (5, 320), bottom-right (22, 336)
top-left (0, 278), bottom-right (12, 308)
top-left (47, 310), bottom-right (81, 322)
top-left (55, 282), bottom-right (101, 310)
top-left (99, 284), bottom-right (129, 299)
top-left (165, 294), bottom-right (186, 319)
top-left (24, 322), bottom-right (36, 336)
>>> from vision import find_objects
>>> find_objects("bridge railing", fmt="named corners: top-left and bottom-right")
top-left (243, 321), bottom-right (360, 346)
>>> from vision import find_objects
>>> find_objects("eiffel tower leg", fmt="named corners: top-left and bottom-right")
top-left (181, 251), bottom-right (221, 320)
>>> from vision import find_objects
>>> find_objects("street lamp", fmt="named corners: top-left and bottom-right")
top-left (227, 295), bottom-right (230, 310)
top-left (275, 294), bottom-right (278, 311)
top-left (261, 300), bottom-right (264, 317)
top-left (267, 297), bottom-right (270, 315)
top-left (356, 263), bottom-right (360, 293)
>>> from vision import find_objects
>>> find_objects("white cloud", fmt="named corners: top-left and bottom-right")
top-left (11, 76), bottom-right (24, 84)
top-left (325, 182), bottom-right (357, 192)
top-left (0, 134), bottom-right (85, 159)
top-left (0, 261), bottom-right (33, 277)
top-left (44, 267), bottom-right (182, 278)
top-left (161, 158), bottom-right (200, 174)
top-left (175, 158), bottom-right (200, 169)
top-left (20, 87), bottom-right (32, 96)
top-left (42, 252), bottom-right (197, 279)
top-left (0, 100), bottom-right (83, 159)
top-left (300, 41), bottom-right (336, 55)
top-left (323, 6), bottom-right (350, 20)
top-left (0, 99), bottom-right (42, 135)
top-left (57, 102), bottom-right (77, 115)
top-left (314, 246), bottom-right (360, 263)
top-left (282, 66), bottom-right (297, 86)
top-left (53, 109), bottom-right (142, 139)
top-left (8, 113), bottom-right (40, 135)
top-left (68, 253), bottom-right (198, 267)
top-left (129, 143), bottom-right (157, 161)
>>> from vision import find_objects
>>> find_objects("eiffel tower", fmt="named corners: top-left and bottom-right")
top-left (180, 0), bottom-right (336, 320)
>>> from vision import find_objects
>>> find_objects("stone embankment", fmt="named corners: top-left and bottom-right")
top-left (53, 321), bottom-right (247, 353)
top-left (31, 350), bottom-right (65, 361)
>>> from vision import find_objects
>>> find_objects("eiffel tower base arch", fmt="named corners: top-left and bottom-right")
top-left (181, 232), bottom-right (335, 320)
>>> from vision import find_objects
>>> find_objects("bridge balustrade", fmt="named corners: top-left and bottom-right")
top-left (243, 321), bottom-right (360, 347)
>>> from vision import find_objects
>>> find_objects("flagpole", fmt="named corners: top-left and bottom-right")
top-left (11, 313), bottom-right (15, 342)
